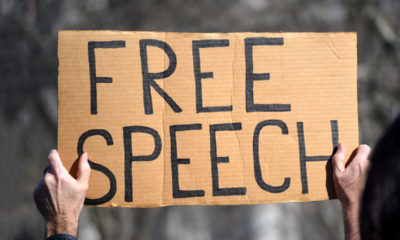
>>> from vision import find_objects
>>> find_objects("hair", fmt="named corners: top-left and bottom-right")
top-left (360, 114), bottom-right (400, 240)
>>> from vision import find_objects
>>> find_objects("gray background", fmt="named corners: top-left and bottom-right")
top-left (1, 0), bottom-right (399, 239)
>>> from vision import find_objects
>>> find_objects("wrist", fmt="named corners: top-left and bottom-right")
top-left (342, 202), bottom-right (361, 240)
top-left (46, 215), bottom-right (78, 238)
top-left (342, 201), bottom-right (360, 215)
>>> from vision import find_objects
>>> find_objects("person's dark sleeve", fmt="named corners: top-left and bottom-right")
top-left (46, 234), bottom-right (77, 240)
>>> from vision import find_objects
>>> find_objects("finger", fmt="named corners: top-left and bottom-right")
top-left (33, 179), bottom-right (45, 199)
top-left (48, 149), bottom-right (67, 177)
top-left (33, 180), bottom-right (46, 207)
top-left (43, 171), bottom-right (57, 188)
top-left (77, 152), bottom-right (91, 184)
top-left (332, 143), bottom-right (345, 172)
top-left (356, 144), bottom-right (371, 159)
top-left (348, 144), bottom-right (371, 168)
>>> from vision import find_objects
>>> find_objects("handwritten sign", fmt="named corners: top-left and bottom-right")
top-left (58, 31), bottom-right (358, 207)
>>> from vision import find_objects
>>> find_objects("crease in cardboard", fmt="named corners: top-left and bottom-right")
top-left (161, 31), bottom-right (167, 207)
top-left (326, 38), bottom-right (342, 61)
top-left (231, 35), bottom-right (250, 204)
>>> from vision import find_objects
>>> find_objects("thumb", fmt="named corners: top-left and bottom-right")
top-left (77, 152), bottom-right (91, 184)
top-left (332, 143), bottom-right (345, 173)
top-left (347, 144), bottom-right (371, 171)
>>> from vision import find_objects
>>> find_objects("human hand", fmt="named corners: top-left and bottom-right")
top-left (34, 150), bottom-right (90, 237)
top-left (332, 143), bottom-right (371, 208)
top-left (332, 143), bottom-right (370, 240)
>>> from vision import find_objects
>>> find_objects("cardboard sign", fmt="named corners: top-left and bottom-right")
top-left (58, 31), bottom-right (358, 207)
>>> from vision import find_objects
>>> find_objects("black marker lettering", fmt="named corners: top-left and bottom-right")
top-left (297, 120), bottom-right (339, 194)
top-left (77, 129), bottom-right (116, 205)
top-left (253, 120), bottom-right (291, 193)
top-left (140, 39), bottom-right (182, 115)
top-left (192, 39), bottom-right (232, 113)
top-left (170, 124), bottom-right (205, 198)
top-left (244, 37), bottom-right (291, 112)
top-left (123, 126), bottom-right (162, 202)
top-left (210, 123), bottom-right (246, 196)
top-left (88, 41), bottom-right (125, 115)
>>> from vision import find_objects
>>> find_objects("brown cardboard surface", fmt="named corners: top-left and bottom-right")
top-left (58, 31), bottom-right (358, 207)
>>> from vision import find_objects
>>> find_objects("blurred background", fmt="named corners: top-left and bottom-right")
top-left (1, 0), bottom-right (399, 239)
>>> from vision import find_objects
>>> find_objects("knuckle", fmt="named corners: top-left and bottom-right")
top-left (359, 144), bottom-right (371, 154)
top-left (332, 152), bottom-right (343, 161)
top-left (333, 170), bottom-right (342, 181)
top-left (82, 163), bottom-right (91, 173)
top-left (48, 149), bottom-right (57, 160)
top-left (82, 184), bottom-right (89, 192)
top-left (58, 173), bottom-right (68, 183)
top-left (43, 174), bottom-right (54, 185)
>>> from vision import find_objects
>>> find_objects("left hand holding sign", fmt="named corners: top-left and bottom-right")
top-left (34, 150), bottom-right (90, 238)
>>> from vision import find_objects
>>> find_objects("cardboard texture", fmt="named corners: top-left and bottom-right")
top-left (58, 31), bottom-right (358, 207)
